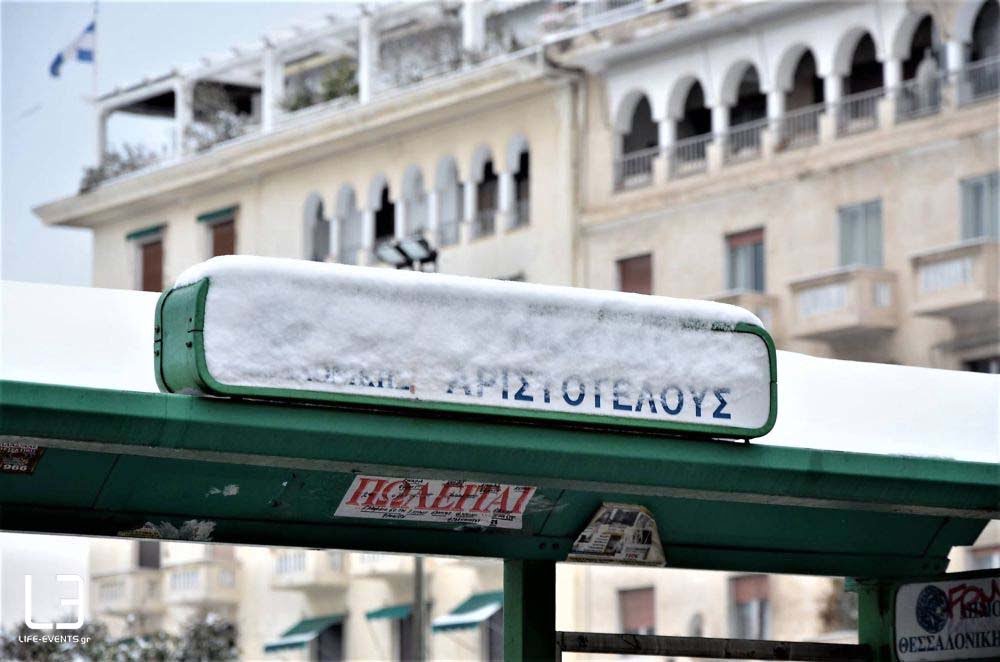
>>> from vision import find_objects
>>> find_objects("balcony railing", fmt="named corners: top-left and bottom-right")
top-left (669, 134), bottom-right (711, 178)
top-left (93, 569), bottom-right (164, 617)
top-left (789, 266), bottom-right (898, 341)
top-left (513, 197), bottom-right (530, 229)
top-left (271, 550), bottom-right (347, 591)
top-left (776, 103), bottom-right (823, 151)
top-left (957, 56), bottom-right (1000, 106)
top-left (438, 218), bottom-right (461, 246)
top-left (614, 146), bottom-right (659, 191)
top-left (895, 74), bottom-right (943, 122)
top-left (724, 119), bottom-right (768, 163)
top-left (474, 208), bottom-right (497, 238)
top-left (836, 88), bottom-right (883, 137)
top-left (911, 239), bottom-right (999, 320)
top-left (349, 552), bottom-right (413, 576)
top-left (163, 560), bottom-right (238, 606)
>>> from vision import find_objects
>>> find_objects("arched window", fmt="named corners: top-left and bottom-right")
top-left (615, 94), bottom-right (658, 190)
top-left (970, 0), bottom-right (999, 63)
top-left (336, 185), bottom-right (362, 265)
top-left (471, 147), bottom-right (497, 238)
top-left (839, 32), bottom-right (883, 135)
top-left (671, 81), bottom-right (711, 176)
top-left (725, 65), bottom-right (767, 161)
top-left (844, 33), bottom-right (883, 95)
top-left (513, 149), bottom-right (530, 228)
top-left (435, 157), bottom-right (462, 247)
top-left (898, 16), bottom-right (943, 119)
top-left (779, 50), bottom-right (824, 149)
top-left (402, 166), bottom-right (428, 237)
top-left (373, 182), bottom-right (395, 243)
top-left (303, 193), bottom-right (329, 262)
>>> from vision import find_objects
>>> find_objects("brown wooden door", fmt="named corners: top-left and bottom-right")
top-left (211, 220), bottom-right (236, 256)
top-left (140, 240), bottom-right (163, 292)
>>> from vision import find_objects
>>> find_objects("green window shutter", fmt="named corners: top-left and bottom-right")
top-left (865, 200), bottom-right (883, 267)
top-left (987, 172), bottom-right (999, 239)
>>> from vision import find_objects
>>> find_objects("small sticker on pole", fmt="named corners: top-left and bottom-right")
top-left (335, 475), bottom-right (536, 530)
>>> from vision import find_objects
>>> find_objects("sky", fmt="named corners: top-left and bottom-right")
top-left (1, 0), bottom-right (358, 286)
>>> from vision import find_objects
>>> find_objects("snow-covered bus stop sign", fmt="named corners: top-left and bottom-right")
top-left (155, 257), bottom-right (777, 438)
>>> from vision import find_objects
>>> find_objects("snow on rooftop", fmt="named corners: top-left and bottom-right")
top-left (2, 279), bottom-right (997, 464)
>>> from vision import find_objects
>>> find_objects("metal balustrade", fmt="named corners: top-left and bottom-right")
top-left (474, 208), bottom-right (496, 237)
top-left (669, 134), bottom-right (711, 178)
top-left (513, 198), bottom-right (530, 228)
top-left (724, 119), bottom-right (769, 163)
top-left (776, 103), bottom-right (823, 150)
top-left (957, 55), bottom-right (1000, 106)
top-left (895, 75), bottom-right (943, 122)
top-left (836, 88), bottom-right (883, 136)
top-left (614, 146), bottom-right (659, 191)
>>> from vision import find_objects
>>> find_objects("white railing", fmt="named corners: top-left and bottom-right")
top-left (776, 103), bottom-right (823, 150)
top-left (957, 56), bottom-right (1000, 106)
top-left (919, 255), bottom-right (975, 294)
top-left (836, 88), bottom-right (883, 136)
top-left (474, 208), bottom-right (496, 237)
top-left (513, 198), bottom-right (530, 228)
top-left (797, 282), bottom-right (848, 319)
top-left (577, 0), bottom-right (648, 27)
top-left (438, 219), bottom-right (461, 246)
top-left (724, 119), bottom-right (768, 163)
top-left (614, 146), bottom-right (659, 191)
top-left (669, 134), bottom-right (711, 178)
top-left (895, 75), bottom-right (943, 122)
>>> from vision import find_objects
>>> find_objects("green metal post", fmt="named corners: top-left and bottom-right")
top-left (504, 559), bottom-right (557, 662)
top-left (851, 578), bottom-right (895, 662)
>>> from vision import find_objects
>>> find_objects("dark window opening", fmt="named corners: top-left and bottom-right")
top-left (375, 186), bottom-right (395, 242)
top-left (395, 614), bottom-right (413, 661)
top-left (617, 254), bottom-right (652, 295)
top-left (484, 609), bottom-right (503, 662)
top-left (786, 50), bottom-right (824, 110)
top-left (903, 16), bottom-right (942, 80)
top-left (676, 82), bottom-right (711, 139)
top-left (475, 159), bottom-right (498, 236)
top-left (514, 150), bottom-right (530, 227)
top-left (731, 575), bottom-right (771, 640)
top-left (313, 622), bottom-right (344, 662)
top-left (970, 0), bottom-right (999, 62)
top-left (965, 356), bottom-right (1000, 374)
top-left (622, 96), bottom-right (658, 155)
top-left (729, 67), bottom-right (767, 126)
top-left (727, 228), bottom-right (766, 292)
top-left (844, 33), bottom-right (884, 95)
top-left (619, 587), bottom-right (655, 635)
top-left (137, 541), bottom-right (160, 569)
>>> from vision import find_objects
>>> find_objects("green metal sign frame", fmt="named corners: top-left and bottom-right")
top-left (154, 279), bottom-right (779, 439)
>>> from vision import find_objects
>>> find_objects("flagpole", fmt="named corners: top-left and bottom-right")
top-left (91, 0), bottom-right (99, 100)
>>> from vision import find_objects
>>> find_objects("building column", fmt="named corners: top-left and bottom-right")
top-left (461, 180), bottom-right (476, 244)
top-left (946, 40), bottom-right (965, 73)
top-left (361, 209), bottom-right (375, 264)
top-left (358, 11), bottom-right (378, 104)
top-left (462, 0), bottom-right (487, 54)
top-left (883, 57), bottom-right (902, 91)
top-left (261, 45), bottom-right (283, 133)
top-left (426, 189), bottom-right (440, 244)
top-left (654, 115), bottom-right (674, 182)
top-left (173, 78), bottom-right (193, 155)
top-left (396, 195), bottom-right (408, 240)
top-left (820, 74), bottom-right (842, 142)
top-left (328, 217), bottom-right (340, 263)
top-left (95, 107), bottom-right (109, 163)
top-left (498, 171), bottom-right (514, 230)
top-left (707, 104), bottom-right (729, 171)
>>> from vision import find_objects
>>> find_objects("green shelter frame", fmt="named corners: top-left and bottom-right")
top-left (1, 378), bottom-right (997, 660)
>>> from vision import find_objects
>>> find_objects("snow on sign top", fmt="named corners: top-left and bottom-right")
top-left (159, 256), bottom-right (777, 437)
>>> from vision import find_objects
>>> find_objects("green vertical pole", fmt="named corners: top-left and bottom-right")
top-left (504, 559), bottom-right (557, 662)
top-left (850, 578), bottom-right (895, 662)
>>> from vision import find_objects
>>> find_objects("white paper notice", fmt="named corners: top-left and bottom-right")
top-left (335, 475), bottom-right (536, 530)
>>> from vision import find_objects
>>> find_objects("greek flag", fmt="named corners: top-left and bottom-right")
top-left (49, 20), bottom-right (95, 77)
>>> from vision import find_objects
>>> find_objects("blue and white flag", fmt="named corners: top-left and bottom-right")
top-left (49, 20), bottom-right (95, 77)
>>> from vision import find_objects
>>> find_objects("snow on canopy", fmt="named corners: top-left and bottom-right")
top-left (1, 279), bottom-right (997, 464)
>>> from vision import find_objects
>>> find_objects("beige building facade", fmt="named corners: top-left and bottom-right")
top-left (35, 1), bottom-right (998, 660)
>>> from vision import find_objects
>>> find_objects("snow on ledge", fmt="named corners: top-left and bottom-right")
top-left (2, 278), bottom-right (997, 464)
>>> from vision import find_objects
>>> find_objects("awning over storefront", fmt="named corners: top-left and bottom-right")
top-left (263, 614), bottom-right (345, 653)
top-left (366, 604), bottom-right (412, 621)
top-left (432, 591), bottom-right (503, 632)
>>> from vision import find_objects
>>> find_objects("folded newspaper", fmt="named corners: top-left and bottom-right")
top-left (567, 503), bottom-right (666, 566)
